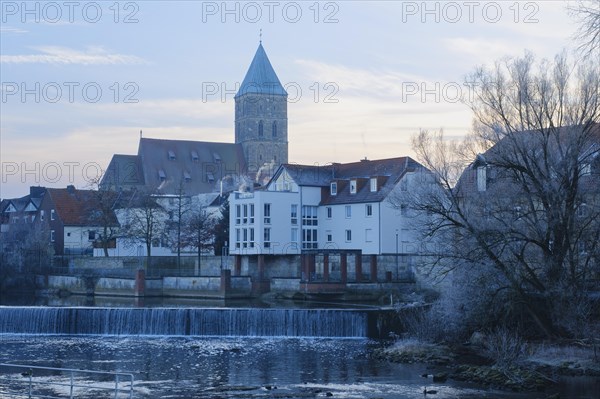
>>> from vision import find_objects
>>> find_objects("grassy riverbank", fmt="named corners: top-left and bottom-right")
top-left (374, 337), bottom-right (600, 395)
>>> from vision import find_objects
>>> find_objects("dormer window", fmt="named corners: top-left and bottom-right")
top-left (168, 150), bottom-right (176, 161)
top-left (191, 151), bottom-right (199, 162)
top-left (184, 171), bottom-right (191, 182)
top-left (206, 172), bottom-right (215, 183)
top-left (158, 169), bottom-right (166, 181)
top-left (370, 178), bottom-right (377, 192)
top-left (330, 182), bottom-right (337, 196)
top-left (350, 180), bottom-right (357, 194)
top-left (213, 153), bottom-right (221, 163)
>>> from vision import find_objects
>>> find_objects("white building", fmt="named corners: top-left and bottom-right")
top-left (94, 193), bottom-right (224, 257)
top-left (229, 157), bottom-right (432, 262)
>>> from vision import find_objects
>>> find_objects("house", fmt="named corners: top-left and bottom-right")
top-left (38, 186), bottom-right (119, 256)
top-left (100, 42), bottom-right (288, 195)
top-left (97, 192), bottom-right (225, 258)
top-left (228, 157), bottom-right (434, 291)
top-left (0, 187), bottom-right (46, 250)
top-left (452, 123), bottom-right (600, 281)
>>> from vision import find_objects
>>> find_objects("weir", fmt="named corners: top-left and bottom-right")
top-left (0, 307), bottom-right (397, 338)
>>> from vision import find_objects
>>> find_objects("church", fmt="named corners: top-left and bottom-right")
top-left (100, 43), bottom-right (289, 195)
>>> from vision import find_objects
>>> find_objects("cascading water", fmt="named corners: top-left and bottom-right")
top-left (0, 307), bottom-right (371, 338)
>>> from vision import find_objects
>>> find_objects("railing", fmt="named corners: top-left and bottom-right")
top-left (0, 364), bottom-right (134, 399)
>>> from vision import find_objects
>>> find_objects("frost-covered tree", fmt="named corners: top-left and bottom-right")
top-left (411, 53), bottom-right (600, 338)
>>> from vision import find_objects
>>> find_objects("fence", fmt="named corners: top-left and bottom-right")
top-left (0, 364), bottom-right (134, 399)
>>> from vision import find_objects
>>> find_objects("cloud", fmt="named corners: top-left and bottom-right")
top-left (0, 46), bottom-right (146, 65)
top-left (0, 26), bottom-right (28, 34)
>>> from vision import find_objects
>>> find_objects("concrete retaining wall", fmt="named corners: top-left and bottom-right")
top-left (271, 278), bottom-right (300, 292)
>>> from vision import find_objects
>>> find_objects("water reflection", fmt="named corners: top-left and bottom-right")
top-left (1, 336), bottom-right (595, 399)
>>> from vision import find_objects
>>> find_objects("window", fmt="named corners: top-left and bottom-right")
top-left (40, 210), bottom-right (45, 221)
top-left (291, 228), bottom-right (298, 242)
top-left (350, 180), bottom-right (357, 194)
top-left (400, 179), bottom-right (408, 192)
top-left (184, 171), bottom-right (192, 182)
top-left (213, 153), bottom-right (221, 163)
top-left (250, 204), bottom-right (255, 223)
top-left (400, 204), bottom-right (407, 216)
top-left (50, 209), bottom-right (56, 221)
top-left (577, 203), bottom-right (587, 218)
top-left (330, 182), bottom-right (337, 196)
top-left (477, 166), bottom-right (487, 191)
top-left (302, 228), bottom-right (318, 249)
top-left (365, 228), bottom-right (372, 242)
top-left (158, 169), bottom-right (166, 181)
top-left (370, 178), bottom-right (377, 192)
top-left (272, 121), bottom-right (277, 137)
top-left (302, 206), bottom-right (318, 226)
top-left (258, 120), bottom-right (264, 137)
top-left (249, 228), bottom-right (255, 248)
top-left (345, 205), bottom-right (351, 218)
top-left (191, 151), bottom-right (199, 162)
top-left (366, 204), bottom-right (373, 217)
top-left (88, 231), bottom-right (96, 241)
top-left (206, 172), bottom-right (215, 183)
top-left (50, 230), bottom-right (55, 242)
top-left (345, 229), bottom-right (352, 242)
top-left (243, 204), bottom-right (248, 224)
top-left (168, 150), bottom-right (176, 160)
top-left (236, 228), bottom-right (241, 248)
top-left (243, 228), bottom-right (248, 248)
top-left (264, 227), bottom-right (271, 248)
top-left (326, 231), bottom-right (332, 242)
top-left (67, 232), bottom-right (71, 237)
top-left (291, 204), bottom-right (298, 225)
top-left (235, 205), bottom-right (241, 224)
top-left (264, 203), bottom-right (271, 224)
top-left (326, 207), bottom-right (332, 219)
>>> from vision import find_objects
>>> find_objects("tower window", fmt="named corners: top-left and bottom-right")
top-left (258, 120), bottom-right (264, 137)
top-left (272, 121), bottom-right (277, 137)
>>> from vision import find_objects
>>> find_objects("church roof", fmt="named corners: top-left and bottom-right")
top-left (236, 43), bottom-right (287, 98)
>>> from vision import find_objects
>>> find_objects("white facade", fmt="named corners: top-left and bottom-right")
top-left (94, 193), bottom-right (222, 257)
top-left (229, 163), bottom-right (431, 256)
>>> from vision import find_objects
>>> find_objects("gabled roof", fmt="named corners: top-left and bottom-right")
top-left (100, 154), bottom-right (145, 189)
top-left (270, 157), bottom-right (425, 205)
top-left (236, 43), bottom-right (287, 98)
top-left (456, 122), bottom-right (600, 195)
top-left (45, 188), bottom-right (118, 227)
top-left (137, 138), bottom-right (247, 195)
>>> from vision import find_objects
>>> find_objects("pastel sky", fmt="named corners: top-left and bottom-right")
top-left (0, 0), bottom-right (584, 198)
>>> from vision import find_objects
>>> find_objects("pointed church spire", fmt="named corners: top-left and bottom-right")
top-left (236, 43), bottom-right (287, 98)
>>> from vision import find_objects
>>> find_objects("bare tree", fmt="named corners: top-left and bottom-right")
top-left (180, 206), bottom-right (216, 275)
top-left (86, 177), bottom-right (120, 257)
top-left (410, 53), bottom-right (600, 338)
top-left (569, 0), bottom-right (600, 59)
top-left (164, 181), bottom-right (192, 273)
top-left (121, 191), bottom-right (166, 269)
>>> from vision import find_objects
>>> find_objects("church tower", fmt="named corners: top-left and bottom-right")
top-left (235, 43), bottom-right (288, 175)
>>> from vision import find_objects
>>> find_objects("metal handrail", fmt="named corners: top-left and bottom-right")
top-left (0, 363), bottom-right (134, 399)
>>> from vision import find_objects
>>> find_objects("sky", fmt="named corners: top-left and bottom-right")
top-left (0, 0), bottom-right (585, 199)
